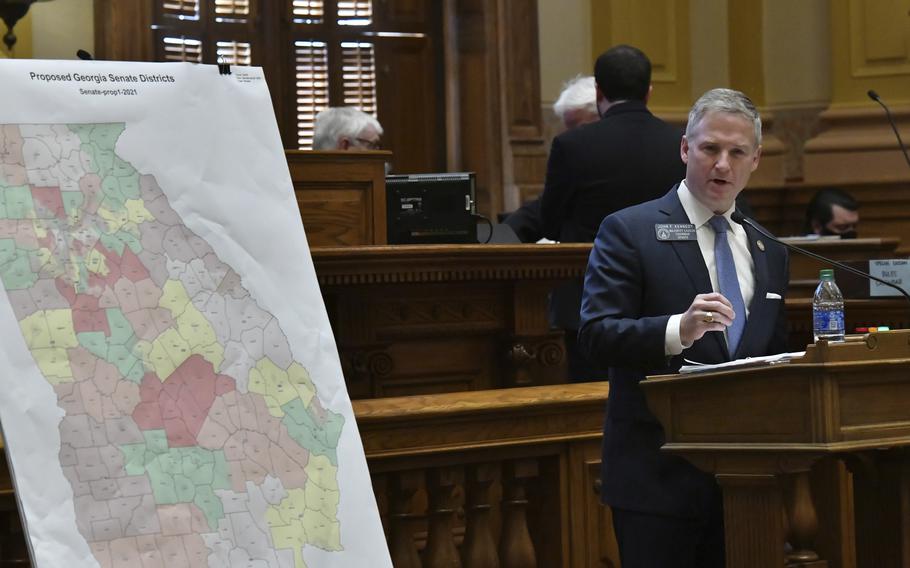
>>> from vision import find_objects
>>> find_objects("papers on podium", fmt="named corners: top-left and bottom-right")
top-left (679, 351), bottom-right (807, 374)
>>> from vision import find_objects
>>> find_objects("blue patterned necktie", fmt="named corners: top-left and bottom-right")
top-left (708, 215), bottom-right (746, 355)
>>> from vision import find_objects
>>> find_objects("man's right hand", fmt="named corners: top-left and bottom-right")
top-left (679, 292), bottom-right (735, 347)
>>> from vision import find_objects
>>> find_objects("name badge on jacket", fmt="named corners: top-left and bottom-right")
top-left (655, 223), bottom-right (696, 241)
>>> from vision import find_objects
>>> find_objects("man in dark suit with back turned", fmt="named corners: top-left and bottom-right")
top-left (540, 44), bottom-right (685, 381)
top-left (579, 88), bottom-right (790, 567)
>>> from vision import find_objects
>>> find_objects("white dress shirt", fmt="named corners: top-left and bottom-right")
top-left (665, 181), bottom-right (755, 355)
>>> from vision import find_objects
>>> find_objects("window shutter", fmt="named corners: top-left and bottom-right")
top-left (214, 0), bottom-right (249, 17)
top-left (341, 42), bottom-right (377, 116)
top-left (295, 41), bottom-right (330, 148)
top-left (151, 0), bottom-right (441, 160)
top-left (292, 0), bottom-right (325, 23)
top-left (337, 0), bottom-right (372, 25)
top-left (216, 41), bottom-right (252, 65)
top-left (162, 37), bottom-right (203, 62)
top-left (163, 0), bottom-right (199, 19)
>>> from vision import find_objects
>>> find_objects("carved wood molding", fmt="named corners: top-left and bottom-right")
top-left (372, 298), bottom-right (504, 335)
top-left (806, 104), bottom-right (910, 154)
top-left (768, 107), bottom-right (825, 181)
top-left (312, 244), bottom-right (592, 285)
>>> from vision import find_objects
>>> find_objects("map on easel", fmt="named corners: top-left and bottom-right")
top-left (0, 59), bottom-right (390, 567)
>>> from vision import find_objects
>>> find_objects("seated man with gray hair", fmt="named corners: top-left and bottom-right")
top-left (312, 106), bottom-right (383, 151)
top-left (552, 74), bottom-right (599, 131)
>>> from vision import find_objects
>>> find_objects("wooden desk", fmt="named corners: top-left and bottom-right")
top-left (312, 244), bottom-right (592, 398)
top-left (286, 150), bottom-right (391, 247)
top-left (782, 236), bottom-right (901, 297)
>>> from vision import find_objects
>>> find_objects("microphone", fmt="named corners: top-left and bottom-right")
top-left (867, 90), bottom-right (910, 169)
top-left (730, 211), bottom-right (910, 305)
top-left (76, 49), bottom-right (93, 61)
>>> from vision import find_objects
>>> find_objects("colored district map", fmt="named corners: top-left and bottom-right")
top-left (0, 123), bottom-right (344, 567)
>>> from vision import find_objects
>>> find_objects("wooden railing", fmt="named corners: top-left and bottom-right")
top-left (354, 383), bottom-right (618, 567)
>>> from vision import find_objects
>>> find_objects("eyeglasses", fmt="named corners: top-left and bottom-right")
top-left (353, 137), bottom-right (382, 150)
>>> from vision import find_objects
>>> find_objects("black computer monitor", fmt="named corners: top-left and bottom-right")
top-left (386, 172), bottom-right (476, 244)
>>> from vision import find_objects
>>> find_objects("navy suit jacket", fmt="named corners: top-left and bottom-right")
top-left (578, 187), bottom-right (789, 517)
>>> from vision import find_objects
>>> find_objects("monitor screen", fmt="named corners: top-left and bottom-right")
top-left (386, 172), bottom-right (476, 244)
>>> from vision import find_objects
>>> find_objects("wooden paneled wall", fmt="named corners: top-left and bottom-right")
top-left (451, 0), bottom-right (547, 212)
top-left (94, 0), bottom-right (154, 62)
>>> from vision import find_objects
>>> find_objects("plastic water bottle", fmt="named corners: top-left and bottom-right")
top-left (813, 269), bottom-right (845, 342)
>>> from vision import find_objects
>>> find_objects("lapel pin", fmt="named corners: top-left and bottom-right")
top-left (757, 240), bottom-right (765, 252)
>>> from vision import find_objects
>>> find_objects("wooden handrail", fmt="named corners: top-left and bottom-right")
top-left (354, 383), bottom-right (609, 460)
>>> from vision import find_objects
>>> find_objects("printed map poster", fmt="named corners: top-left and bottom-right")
top-left (0, 59), bottom-right (391, 567)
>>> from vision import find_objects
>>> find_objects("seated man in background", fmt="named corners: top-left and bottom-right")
top-left (804, 187), bottom-right (860, 238)
top-left (553, 74), bottom-right (600, 131)
top-left (312, 106), bottom-right (383, 151)
top-left (504, 74), bottom-right (600, 243)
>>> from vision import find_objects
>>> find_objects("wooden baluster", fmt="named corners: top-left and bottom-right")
top-left (784, 470), bottom-right (825, 566)
top-left (461, 464), bottom-right (499, 568)
top-left (425, 467), bottom-right (463, 567)
top-left (389, 471), bottom-right (424, 568)
top-left (499, 459), bottom-right (537, 568)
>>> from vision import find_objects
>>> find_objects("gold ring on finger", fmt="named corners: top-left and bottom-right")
top-left (703, 311), bottom-right (714, 324)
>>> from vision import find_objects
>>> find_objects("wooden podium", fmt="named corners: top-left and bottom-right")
top-left (642, 330), bottom-right (910, 568)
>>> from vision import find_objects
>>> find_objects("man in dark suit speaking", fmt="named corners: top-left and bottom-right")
top-left (540, 44), bottom-right (685, 381)
top-left (579, 88), bottom-right (789, 567)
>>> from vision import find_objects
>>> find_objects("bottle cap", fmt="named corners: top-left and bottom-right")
top-left (855, 327), bottom-right (869, 333)
top-left (819, 268), bottom-right (835, 279)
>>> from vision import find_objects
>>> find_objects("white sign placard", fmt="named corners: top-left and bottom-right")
top-left (869, 259), bottom-right (910, 297)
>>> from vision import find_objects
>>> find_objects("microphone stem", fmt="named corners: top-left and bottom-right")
top-left (743, 219), bottom-right (910, 305)
top-left (872, 98), bottom-right (910, 169)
